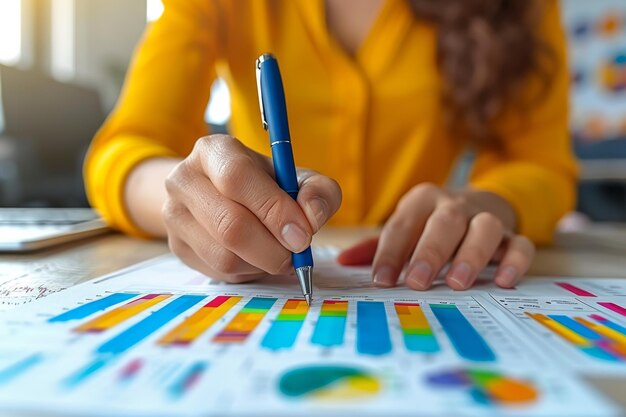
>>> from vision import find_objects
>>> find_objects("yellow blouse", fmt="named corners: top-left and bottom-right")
top-left (84, 0), bottom-right (577, 244)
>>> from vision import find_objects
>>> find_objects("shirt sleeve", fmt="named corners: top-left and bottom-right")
top-left (83, 0), bottom-right (220, 237)
top-left (469, 0), bottom-right (578, 245)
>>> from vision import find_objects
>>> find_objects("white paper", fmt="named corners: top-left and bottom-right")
top-left (0, 249), bottom-right (622, 417)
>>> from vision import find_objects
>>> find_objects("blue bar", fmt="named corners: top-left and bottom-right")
top-left (97, 295), bottom-right (205, 355)
top-left (404, 335), bottom-right (440, 353)
top-left (549, 315), bottom-right (602, 340)
top-left (356, 301), bottom-right (392, 356)
top-left (597, 319), bottom-right (626, 336)
top-left (262, 321), bottom-right (304, 350)
top-left (430, 304), bottom-right (496, 362)
top-left (582, 347), bottom-right (621, 362)
top-left (62, 357), bottom-right (110, 389)
top-left (245, 297), bottom-right (277, 310)
top-left (49, 293), bottom-right (139, 322)
top-left (0, 353), bottom-right (43, 385)
top-left (311, 316), bottom-right (347, 347)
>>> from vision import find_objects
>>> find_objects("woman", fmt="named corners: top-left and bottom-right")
top-left (84, 0), bottom-right (577, 290)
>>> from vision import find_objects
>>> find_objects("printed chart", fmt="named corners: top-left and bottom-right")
top-left (0, 255), bottom-right (620, 416)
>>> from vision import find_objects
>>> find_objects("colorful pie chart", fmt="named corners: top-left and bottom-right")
top-left (425, 368), bottom-right (539, 406)
top-left (278, 365), bottom-right (381, 401)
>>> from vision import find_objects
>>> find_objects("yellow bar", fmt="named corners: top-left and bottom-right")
top-left (322, 302), bottom-right (348, 312)
top-left (575, 317), bottom-right (626, 347)
top-left (75, 294), bottom-right (171, 332)
top-left (527, 313), bottom-right (591, 347)
top-left (159, 296), bottom-right (241, 345)
top-left (395, 304), bottom-right (429, 330)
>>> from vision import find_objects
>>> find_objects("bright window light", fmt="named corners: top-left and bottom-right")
top-left (146, 0), bottom-right (164, 22)
top-left (205, 78), bottom-right (232, 126)
top-left (0, 0), bottom-right (22, 65)
top-left (51, 0), bottom-right (75, 80)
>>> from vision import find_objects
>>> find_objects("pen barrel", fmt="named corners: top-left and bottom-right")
top-left (292, 247), bottom-right (314, 270)
top-left (271, 142), bottom-right (299, 195)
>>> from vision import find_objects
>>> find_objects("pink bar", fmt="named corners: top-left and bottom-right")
top-left (599, 302), bottom-right (626, 317)
top-left (556, 282), bottom-right (596, 297)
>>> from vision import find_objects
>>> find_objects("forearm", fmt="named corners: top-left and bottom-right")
top-left (125, 157), bottom-right (181, 238)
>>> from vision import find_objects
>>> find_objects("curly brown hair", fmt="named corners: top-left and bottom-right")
top-left (408, 0), bottom-right (557, 146)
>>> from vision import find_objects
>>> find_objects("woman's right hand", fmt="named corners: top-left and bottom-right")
top-left (163, 134), bottom-right (342, 283)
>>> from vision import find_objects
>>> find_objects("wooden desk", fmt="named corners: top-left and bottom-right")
top-left (1, 226), bottom-right (626, 414)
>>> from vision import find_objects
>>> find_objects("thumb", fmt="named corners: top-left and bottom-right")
top-left (296, 169), bottom-right (342, 233)
top-left (337, 237), bottom-right (379, 266)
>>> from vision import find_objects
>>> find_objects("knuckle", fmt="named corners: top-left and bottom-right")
top-left (471, 212), bottom-right (504, 232)
top-left (412, 182), bottom-right (440, 198)
top-left (161, 199), bottom-right (186, 224)
top-left (433, 203), bottom-right (466, 226)
top-left (256, 195), bottom-right (285, 226)
top-left (215, 209), bottom-right (244, 247)
top-left (214, 154), bottom-right (254, 192)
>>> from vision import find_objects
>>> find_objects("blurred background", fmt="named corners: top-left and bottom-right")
top-left (0, 0), bottom-right (625, 224)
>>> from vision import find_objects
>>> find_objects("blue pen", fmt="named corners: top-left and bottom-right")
top-left (255, 53), bottom-right (314, 305)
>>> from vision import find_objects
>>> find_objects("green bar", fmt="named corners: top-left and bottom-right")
top-left (431, 304), bottom-right (456, 309)
top-left (320, 311), bottom-right (348, 317)
top-left (403, 328), bottom-right (434, 336)
top-left (276, 314), bottom-right (307, 321)
top-left (240, 308), bottom-right (271, 314)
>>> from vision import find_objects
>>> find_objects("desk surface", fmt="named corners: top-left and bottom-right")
top-left (1, 226), bottom-right (626, 414)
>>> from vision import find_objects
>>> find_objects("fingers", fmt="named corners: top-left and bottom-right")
top-left (445, 212), bottom-right (505, 290)
top-left (405, 203), bottom-right (469, 291)
top-left (163, 202), bottom-right (264, 277)
top-left (337, 237), bottom-right (378, 266)
top-left (494, 235), bottom-right (535, 288)
top-left (168, 235), bottom-right (264, 283)
top-left (196, 135), bottom-right (313, 253)
top-left (372, 184), bottom-right (439, 288)
top-left (297, 169), bottom-right (342, 233)
top-left (164, 171), bottom-right (292, 275)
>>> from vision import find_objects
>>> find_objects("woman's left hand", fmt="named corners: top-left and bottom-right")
top-left (337, 183), bottom-right (535, 290)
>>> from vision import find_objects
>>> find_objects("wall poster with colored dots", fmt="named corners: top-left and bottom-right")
top-left (562, 0), bottom-right (626, 142)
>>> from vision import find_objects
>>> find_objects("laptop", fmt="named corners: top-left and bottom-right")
top-left (0, 66), bottom-right (109, 251)
top-left (0, 208), bottom-right (109, 251)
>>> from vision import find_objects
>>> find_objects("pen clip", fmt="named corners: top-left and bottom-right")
top-left (255, 55), bottom-right (269, 131)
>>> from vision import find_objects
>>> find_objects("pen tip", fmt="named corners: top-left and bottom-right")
top-left (304, 293), bottom-right (312, 306)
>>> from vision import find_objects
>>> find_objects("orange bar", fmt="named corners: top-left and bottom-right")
top-left (159, 295), bottom-right (242, 345)
top-left (75, 294), bottom-right (171, 333)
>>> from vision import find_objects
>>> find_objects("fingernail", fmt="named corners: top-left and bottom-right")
top-left (448, 262), bottom-right (472, 289)
top-left (281, 223), bottom-right (309, 252)
top-left (305, 198), bottom-right (327, 231)
top-left (497, 266), bottom-right (518, 287)
top-left (373, 265), bottom-right (394, 287)
top-left (405, 261), bottom-right (432, 290)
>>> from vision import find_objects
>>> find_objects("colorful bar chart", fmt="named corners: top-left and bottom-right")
top-left (74, 294), bottom-right (171, 333)
top-left (356, 301), bottom-right (392, 356)
top-left (213, 297), bottom-right (276, 343)
top-left (598, 302), bottom-right (626, 317)
top-left (168, 361), bottom-right (208, 399)
top-left (159, 296), bottom-right (242, 346)
top-left (261, 299), bottom-right (309, 350)
top-left (527, 313), bottom-right (625, 361)
top-left (311, 300), bottom-right (348, 347)
top-left (394, 303), bottom-right (439, 353)
top-left (430, 304), bottom-right (496, 362)
top-left (556, 282), bottom-right (596, 297)
top-left (48, 293), bottom-right (139, 322)
top-left (97, 295), bottom-right (205, 355)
